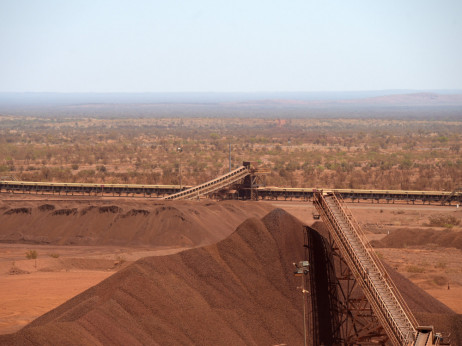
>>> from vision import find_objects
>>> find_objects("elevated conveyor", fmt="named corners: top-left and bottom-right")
top-left (163, 165), bottom-right (250, 200)
top-left (2, 180), bottom-right (458, 204)
top-left (313, 190), bottom-right (443, 345)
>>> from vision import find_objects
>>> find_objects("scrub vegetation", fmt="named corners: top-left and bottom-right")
top-left (1, 115), bottom-right (461, 190)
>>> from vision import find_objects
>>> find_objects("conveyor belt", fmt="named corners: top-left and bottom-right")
top-left (313, 191), bottom-right (442, 345)
top-left (1, 179), bottom-right (460, 205)
top-left (163, 166), bottom-right (250, 200)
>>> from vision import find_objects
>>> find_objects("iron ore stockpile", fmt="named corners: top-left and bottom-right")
top-left (371, 227), bottom-right (462, 251)
top-left (0, 199), bottom-right (273, 247)
top-left (0, 207), bottom-right (461, 345)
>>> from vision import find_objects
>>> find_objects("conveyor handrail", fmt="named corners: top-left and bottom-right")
top-left (313, 191), bottom-right (417, 345)
top-left (163, 166), bottom-right (250, 200)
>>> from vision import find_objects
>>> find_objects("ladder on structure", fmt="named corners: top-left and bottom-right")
top-left (313, 190), bottom-right (442, 346)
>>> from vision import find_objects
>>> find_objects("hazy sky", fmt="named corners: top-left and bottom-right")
top-left (0, 0), bottom-right (461, 92)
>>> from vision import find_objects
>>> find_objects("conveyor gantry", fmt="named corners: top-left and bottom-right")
top-left (1, 180), bottom-right (459, 205)
top-left (163, 165), bottom-right (251, 200)
top-left (313, 190), bottom-right (443, 346)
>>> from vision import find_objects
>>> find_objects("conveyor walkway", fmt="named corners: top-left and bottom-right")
top-left (163, 165), bottom-right (250, 200)
top-left (313, 191), bottom-right (442, 345)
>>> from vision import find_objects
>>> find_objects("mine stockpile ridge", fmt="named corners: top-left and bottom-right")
top-left (0, 209), bottom-right (307, 345)
top-left (0, 199), bottom-right (273, 247)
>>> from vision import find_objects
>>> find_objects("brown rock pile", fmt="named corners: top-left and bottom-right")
top-left (0, 200), bottom-right (273, 247)
top-left (1, 208), bottom-right (307, 345)
top-left (372, 227), bottom-right (462, 251)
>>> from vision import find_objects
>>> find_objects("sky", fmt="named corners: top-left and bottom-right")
top-left (0, 0), bottom-right (461, 93)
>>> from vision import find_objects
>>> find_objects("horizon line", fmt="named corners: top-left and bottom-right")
top-left (1, 89), bottom-right (462, 94)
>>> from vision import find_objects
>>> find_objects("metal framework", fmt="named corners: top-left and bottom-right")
top-left (313, 190), bottom-right (442, 345)
top-left (307, 223), bottom-right (390, 345)
top-left (236, 162), bottom-right (270, 200)
top-left (256, 187), bottom-right (461, 205)
top-left (0, 181), bottom-right (186, 197)
top-left (1, 171), bottom-right (461, 205)
top-left (163, 165), bottom-right (251, 200)
top-left (441, 187), bottom-right (462, 206)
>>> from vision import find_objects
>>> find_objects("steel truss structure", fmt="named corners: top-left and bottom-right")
top-left (306, 224), bottom-right (389, 345)
top-left (312, 191), bottom-right (443, 345)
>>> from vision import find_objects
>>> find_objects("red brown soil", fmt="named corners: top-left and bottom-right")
top-left (1, 209), bottom-right (461, 345)
top-left (372, 227), bottom-right (462, 250)
top-left (0, 271), bottom-right (113, 334)
top-left (370, 225), bottom-right (462, 316)
top-left (0, 199), bottom-right (273, 247)
top-left (0, 244), bottom-right (189, 334)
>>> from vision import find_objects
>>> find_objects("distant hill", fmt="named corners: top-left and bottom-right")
top-left (1, 91), bottom-right (461, 118)
top-left (230, 92), bottom-right (462, 107)
top-left (1, 90), bottom-right (461, 106)
top-left (341, 92), bottom-right (462, 106)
